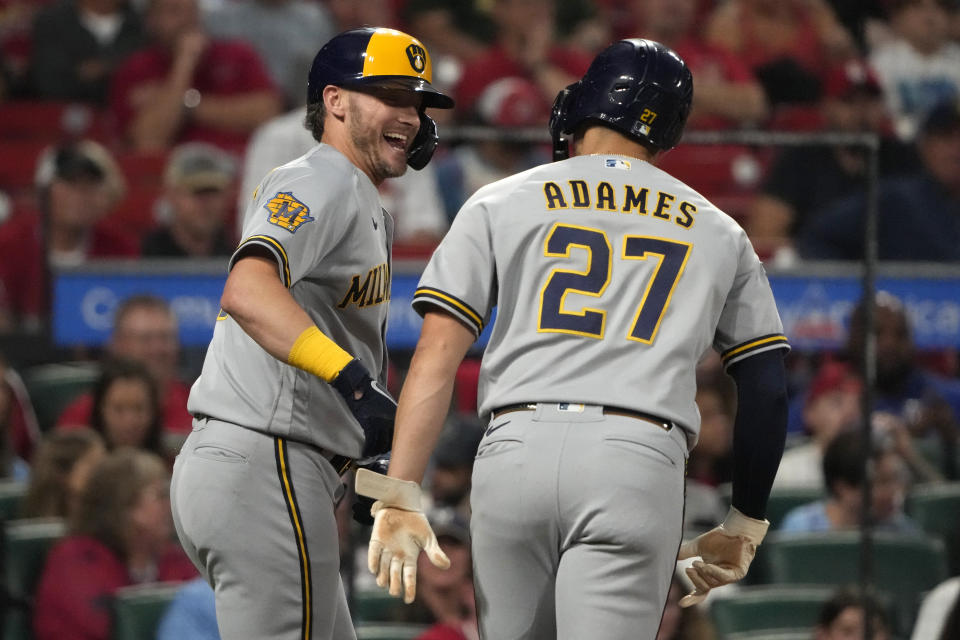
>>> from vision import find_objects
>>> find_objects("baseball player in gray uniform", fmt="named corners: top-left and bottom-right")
top-left (356, 40), bottom-right (790, 639)
top-left (170, 28), bottom-right (453, 640)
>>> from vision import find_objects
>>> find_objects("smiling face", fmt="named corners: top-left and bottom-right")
top-left (323, 85), bottom-right (422, 185)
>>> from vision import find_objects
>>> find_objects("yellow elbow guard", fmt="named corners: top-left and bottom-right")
top-left (287, 326), bottom-right (353, 383)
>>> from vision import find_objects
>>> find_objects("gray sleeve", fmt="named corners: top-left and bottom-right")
top-left (412, 198), bottom-right (496, 336)
top-left (231, 170), bottom-right (351, 286)
top-left (714, 231), bottom-right (790, 369)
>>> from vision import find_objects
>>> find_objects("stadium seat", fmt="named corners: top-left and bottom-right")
top-left (907, 482), bottom-right (960, 574)
top-left (111, 582), bottom-right (181, 640)
top-left (762, 531), bottom-right (948, 635)
top-left (355, 624), bottom-right (431, 640)
top-left (21, 362), bottom-right (101, 432)
top-left (3, 517), bottom-right (68, 640)
top-left (0, 481), bottom-right (28, 521)
top-left (725, 630), bottom-right (812, 640)
top-left (116, 150), bottom-right (170, 188)
top-left (710, 585), bottom-right (834, 638)
top-left (766, 487), bottom-right (825, 530)
top-left (0, 139), bottom-right (50, 193)
top-left (354, 587), bottom-right (409, 624)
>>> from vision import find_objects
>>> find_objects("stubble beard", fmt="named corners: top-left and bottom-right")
top-left (348, 102), bottom-right (408, 183)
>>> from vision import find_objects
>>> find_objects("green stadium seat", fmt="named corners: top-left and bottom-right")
top-left (354, 587), bottom-right (409, 624)
top-left (762, 531), bottom-right (947, 635)
top-left (710, 585), bottom-right (833, 638)
top-left (111, 582), bottom-right (181, 640)
top-left (3, 518), bottom-right (67, 640)
top-left (766, 487), bottom-right (825, 530)
top-left (355, 623), bottom-right (430, 640)
top-left (725, 630), bottom-right (812, 640)
top-left (907, 482), bottom-right (960, 574)
top-left (21, 363), bottom-right (100, 432)
top-left (0, 481), bottom-right (27, 521)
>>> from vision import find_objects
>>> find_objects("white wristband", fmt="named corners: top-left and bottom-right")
top-left (720, 506), bottom-right (769, 545)
top-left (355, 468), bottom-right (422, 512)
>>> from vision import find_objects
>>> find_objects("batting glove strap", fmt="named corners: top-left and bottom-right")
top-left (355, 468), bottom-right (422, 512)
top-left (720, 507), bottom-right (769, 546)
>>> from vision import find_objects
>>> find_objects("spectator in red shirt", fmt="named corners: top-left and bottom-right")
top-left (636, 0), bottom-right (769, 130)
top-left (415, 509), bottom-right (477, 640)
top-left (453, 0), bottom-right (591, 121)
top-left (108, 0), bottom-right (282, 152)
top-left (58, 295), bottom-right (193, 449)
top-left (0, 141), bottom-right (136, 333)
top-left (33, 448), bottom-right (197, 640)
top-left (86, 358), bottom-right (165, 458)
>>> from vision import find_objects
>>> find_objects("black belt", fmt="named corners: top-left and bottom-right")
top-left (491, 403), bottom-right (672, 431)
top-left (322, 451), bottom-right (354, 476)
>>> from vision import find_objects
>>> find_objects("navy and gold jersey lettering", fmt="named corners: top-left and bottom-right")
top-left (652, 191), bottom-right (675, 220)
top-left (339, 262), bottom-right (391, 309)
top-left (544, 182), bottom-right (568, 209)
top-left (569, 180), bottom-right (590, 208)
top-left (622, 185), bottom-right (649, 214)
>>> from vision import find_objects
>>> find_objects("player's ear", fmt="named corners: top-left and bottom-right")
top-left (324, 85), bottom-right (348, 120)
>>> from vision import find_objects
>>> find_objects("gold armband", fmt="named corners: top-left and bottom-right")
top-left (287, 326), bottom-right (353, 382)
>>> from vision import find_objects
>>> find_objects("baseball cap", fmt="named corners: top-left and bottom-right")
top-left (806, 362), bottom-right (862, 406)
top-left (34, 140), bottom-right (125, 200)
top-left (475, 77), bottom-right (544, 127)
top-left (920, 99), bottom-right (960, 136)
top-left (427, 507), bottom-right (470, 545)
top-left (433, 417), bottom-right (484, 468)
top-left (164, 143), bottom-right (236, 192)
top-left (823, 60), bottom-right (882, 100)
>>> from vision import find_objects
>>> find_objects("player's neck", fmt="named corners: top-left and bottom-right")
top-left (572, 128), bottom-right (658, 164)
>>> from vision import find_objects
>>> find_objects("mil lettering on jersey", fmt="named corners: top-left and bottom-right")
top-left (265, 192), bottom-right (314, 233)
top-left (338, 262), bottom-right (391, 309)
top-left (542, 180), bottom-right (697, 229)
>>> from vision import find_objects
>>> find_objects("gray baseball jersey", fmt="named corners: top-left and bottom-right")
top-left (188, 143), bottom-right (393, 458)
top-left (413, 154), bottom-right (789, 449)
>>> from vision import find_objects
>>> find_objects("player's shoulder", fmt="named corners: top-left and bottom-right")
top-left (260, 144), bottom-right (359, 201)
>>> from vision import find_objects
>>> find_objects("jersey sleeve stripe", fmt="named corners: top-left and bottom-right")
top-left (721, 334), bottom-right (790, 366)
top-left (413, 287), bottom-right (484, 335)
top-left (234, 235), bottom-right (292, 287)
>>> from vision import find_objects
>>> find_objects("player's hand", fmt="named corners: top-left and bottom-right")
top-left (676, 507), bottom-right (769, 607)
top-left (331, 359), bottom-right (396, 458)
top-left (368, 502), bottom-right (450, 604)
top-left (352, 453), bottom-right (391, 526)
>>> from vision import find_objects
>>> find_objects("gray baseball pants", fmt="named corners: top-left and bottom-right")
top-left (470, 403), bottom-right (687, 640)
top-left (171, 418), bottom-right (356, 640)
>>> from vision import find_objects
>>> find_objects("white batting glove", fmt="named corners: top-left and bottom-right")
top-left (355, 469), bottom-right (451, 604)
top-left (676, 507), bottom-right (769, 607)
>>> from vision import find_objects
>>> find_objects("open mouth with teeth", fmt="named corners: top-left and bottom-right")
top-left (384, 132), bottom-right (408, 152)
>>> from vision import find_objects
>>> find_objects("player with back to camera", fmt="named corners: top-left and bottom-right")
top-left (170, 27), bottom-right (453, 640)
top-left (356, 39), bottom-right (790, 639)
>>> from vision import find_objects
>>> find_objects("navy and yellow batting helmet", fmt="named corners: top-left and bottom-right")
top-left (549, 39), bottom-right (693, 159)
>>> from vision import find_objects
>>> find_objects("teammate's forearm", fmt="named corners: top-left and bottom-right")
top-left (389, 312), bottom-right (475, 483)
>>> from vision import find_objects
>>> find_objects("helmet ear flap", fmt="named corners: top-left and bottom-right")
top-left (407, 111), bottom-right (439, 170)
top-left (549, 85), bottom-right (578, 162)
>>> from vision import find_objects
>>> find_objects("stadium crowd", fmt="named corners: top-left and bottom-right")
top-left (0, 0), bottom-right (958, 639)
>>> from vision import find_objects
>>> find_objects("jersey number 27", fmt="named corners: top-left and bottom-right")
top-left (538, 223), bottom-right (691, 343)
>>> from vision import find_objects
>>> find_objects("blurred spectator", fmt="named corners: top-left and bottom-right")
top-left (0, 354), bottom-right (40, 465)
top-left (633, 0), bottom-right (768, 129)
top-left (402, 0), bottom-right (493, 79)
top-left (109, 0), bottom-right (282, 152)
top-left (0, 140), bottom-right (135, 333)
top-left (869, 0), bottom-right (960, 141)
top-left (687, 382), bottom-right (735, 487)
top-left (799, 99), bottom-right (960, 261)
top-left (324, 0), bottom-right (396, 32)
top-left (845, 292), bottom-right (960, 478)
top-left (33, 448), bottom-right (197, 640)
top-left (415, 508), bottom-right (477, 640)
top-left (434, 77), bottom-right (550, 222)
top-left (453, 0), bottom-right (591, 122)
top-left (774, 361), bottom-right (861, 490)
top-left (203, 0), bottom-right (335, 108)
top-left (746, 59), bottom-right (916, 262)
top-left (911, 576), bottom-right (960, 640)
top-left (57, 295), bottom-right (194, 447)
top-left (704, 0), bottom-right (856, 110)
top-left (85, 358), bottom-right (165, 457)
top-left (142, 142), bottom-right (237, 257)
top-left (780, 430), bottom-right (922, 534)
top-left (28, 0), bottom-right (145, 104)
top-left (657, 571), bottom-right (718, 640)
top-left (427, 417), bottom-right (484, 519)
top-left (156, 576), bottom-right (220, 640)
top-left (239, 106), bottom-right (448, 247)
top-left (20, 428), bottom-right (105, 519)
top-left (815, 587), bottom-right (891, 640)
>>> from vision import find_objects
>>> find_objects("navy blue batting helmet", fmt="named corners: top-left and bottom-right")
top-left (549, 39), bottom-right (693, 159)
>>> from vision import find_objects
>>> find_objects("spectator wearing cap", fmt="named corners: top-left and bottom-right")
top-left (747, 59), bottom-right (917, 262)
top-left (428, 417), bottom-right (484, 520)
top-left (142, 142), bottom-right (237, 257)
top-left (774, 362), bottom-right (862, 490)
top-left (108, 0), bottom-right (282, 152)
top-left (435, 77), bottom-right (551, 222)
top-left (0, 140), bottom-right (136, 332)
top-left (799, 98), bottom-right (960, 261)
top-left (869, 0), bottom-right (960, 141)
top-left (415, 508), bottom-right (477, 640)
